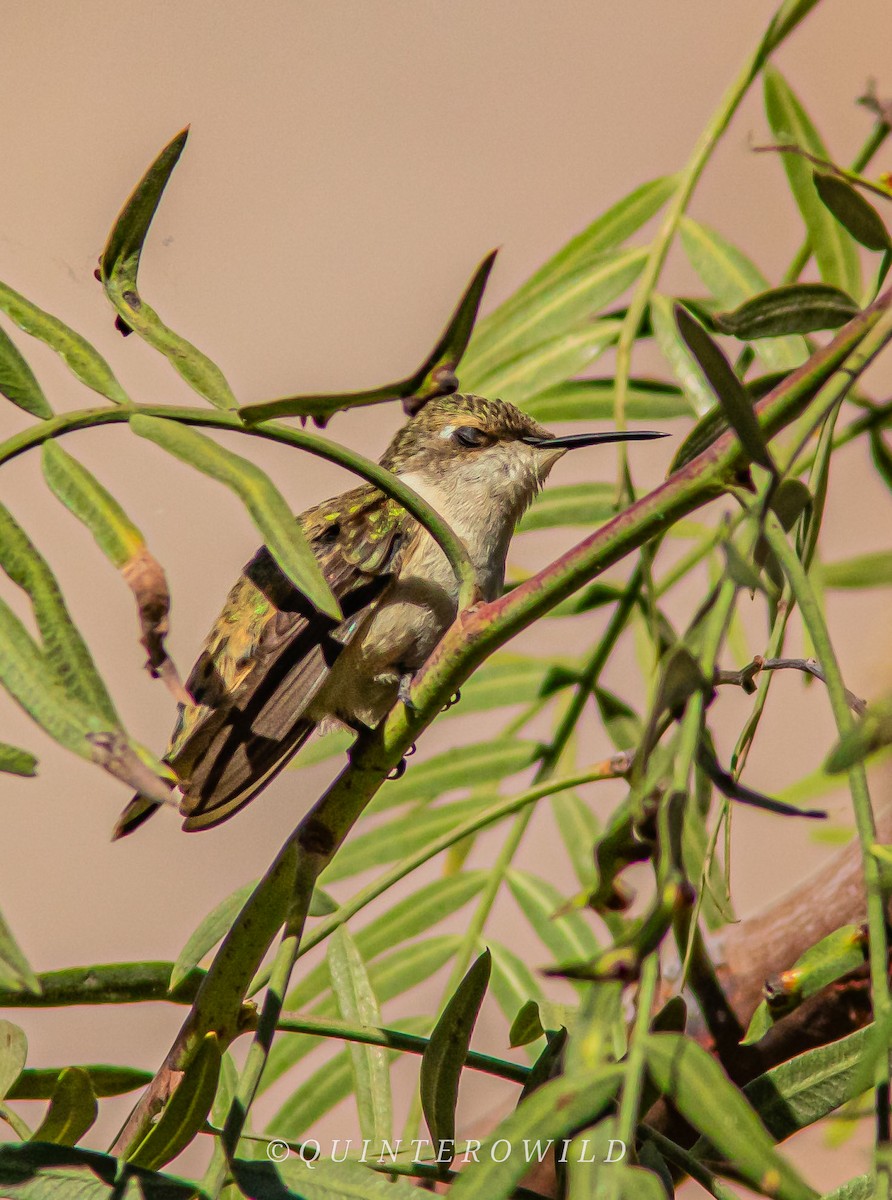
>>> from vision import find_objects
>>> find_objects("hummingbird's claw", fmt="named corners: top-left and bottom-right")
top-left (387, 757), bottom-right (408, 781)
top-left (397, 671), bottom-right (419, 712)
top-left (442, 689), bottom-right (462, 711)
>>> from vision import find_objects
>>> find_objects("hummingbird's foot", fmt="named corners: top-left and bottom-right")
top-left (387, 757), bottom-right (408, 781)
top-left (397, 670), bottom-right (419, 712)
top-left (442, 689), bottom-right (462, 711)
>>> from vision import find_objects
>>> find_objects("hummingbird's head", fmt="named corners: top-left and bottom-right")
top-left (381, 393), bottom-right (666, 524)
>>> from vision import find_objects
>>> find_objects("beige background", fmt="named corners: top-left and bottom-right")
top-left (3, 1), bottom-right (892, 1192)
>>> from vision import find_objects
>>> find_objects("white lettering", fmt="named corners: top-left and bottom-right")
top-left (605, 1139), bottom-right (627, 1163)
top-left (358, 1139), bottom-right (372, 1162)
top-left (329, 1139), bottom-right (348, 1163)
top-left (410, 1139), bottom-right (429, 1162)
top-left (298, 1139), bottom-right (320, 1169)
top-left (436, 1139), bottom-right (455, 1163)
top-left (461, 1139), bottom-right (481, 1163)
top-left (490, 1139), bottom-right (511, 1162)
top-left (523, 1139), bottom-right (553, 1163)
top-left (575, 1139), bottom-right (598, 1163)
top-left (378, 1139), bottom-right (401, 1163)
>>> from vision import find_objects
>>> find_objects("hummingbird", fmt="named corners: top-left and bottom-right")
top-left (113, 394), bottom-right (665, 838)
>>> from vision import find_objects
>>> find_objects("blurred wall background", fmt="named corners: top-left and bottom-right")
top-left (2, 1), bottom-right (892, 1191)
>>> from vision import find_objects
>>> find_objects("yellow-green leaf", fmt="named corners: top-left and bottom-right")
top-left (127, 1033), bottom-right (221, 1170)
top-left (30, 1067), bottom-right (97, 1147)
top-left (0, 325), bottom-right (52, 419)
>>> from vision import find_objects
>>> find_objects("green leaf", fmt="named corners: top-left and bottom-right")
top-left (518, 483), bottom-right (615, 532)
top-left (0, 326), bottom-right (52, 420)
top-left (463, 247), bottom-right (647, 387)
top-left (30, 1067), bottom-right (97, 1147)
top-left (447, 1067), bottom-right (623, 1199)
top-left (595, 686), bottom-right (643, 751)
top-left (509, 1000), bottom-right (546, 1048)
top-left (679, 217), bottom-right (807, 369)
top-left (327, 928), bottom-right (393, 1145)
top-left (10, 1066), bottom-right (151, 1101)
top-left (421, 950), bottom-right (491, 1163)
top-left (0, 281), bottom-right (128, 404)
top-left (714, 283), bottom-right (859, 339)
top-left (820, 1175), bottom-right (876, 1200)
top-left (0, 1021), bottom-right (27, 1102)
top-left (463, 318), bottom-right (623, 407)
top-left (763, 67), bottom-right (861, 297)
top-left (825, 700), bottom-right (892, 772)
top-left (819, 551), bottom-right (892, 589)
top-left (738, 1025), bottom-right (871, 1144)
top-left (0, 1143), bottom-right (203, 1200)
top-left (486, 175), bottom-right (676, 326)
top-left (266, 1017), bottom-right (429, 1140)
top-left (647, 1033), bottom-right (816, 1200)
top-left (170, 881), bottom-right (256, 990)
top-left (487, 941), bottom-right (546, 1034)
top-left (41, 443), bottom-right (143, 568)
top-left (241, 250), bottom-right (496, 424)
top-left (507, 871), bottom-right (600, 963)
top-left (651, 293), bottom-right (716, 417)
top-left (290, 727), bottom-right (354, 770)
top-left (238, 1155), bottom-right (425, 1200)
top-left (99, 129), bottom-right (238, 410)
top-left (813, 172), bottom-right (891, 253)
top-left (871, 429), bottom-right (892, 492)
top-left (265, 938), bottom-right (461, 1093)
top-left (41, 442), bottom-right (175, 674)
top-left (676, 305), bottom-right (774, 472)
top-left (0, 504), bottom-right (171, 801)
top-left (448, 655), bottom-right (560, 717)
top-left (742, 925), bottom-right (866, 1044)
top-left (283, 876), bottom-right (486, 1015)
top-left (0, 745), bottom-right (37, 778)
top-left (129, 414), bottom-right (340, 618)
top-left (127, 1033), bottom-right (221, 1170)
top-left (375, 738), bottom-right (542, 811)
top-left (524, 377), bottom-right (691, 423)
top-left (319, 798), bottom-right (486, 884)
top-left (0, 909), bottom-right (40, 996)
top-left (551, 791), bottom-right (600, 888)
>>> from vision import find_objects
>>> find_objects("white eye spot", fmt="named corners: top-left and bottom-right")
top-left (439, 425), bottom-right (455, 439)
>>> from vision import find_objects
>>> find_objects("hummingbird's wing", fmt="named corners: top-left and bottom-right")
top-left (113, 486), bottom-right (407, 837)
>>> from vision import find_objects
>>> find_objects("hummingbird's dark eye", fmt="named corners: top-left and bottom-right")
top-left (453, 426), bottom-right (488, 449)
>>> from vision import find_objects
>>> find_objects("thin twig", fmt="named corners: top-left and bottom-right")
top-left (715, 655), bottom-right (867, 715)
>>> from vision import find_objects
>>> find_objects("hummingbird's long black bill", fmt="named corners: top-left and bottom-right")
top-left (522, 430), bottom-right (670, 450)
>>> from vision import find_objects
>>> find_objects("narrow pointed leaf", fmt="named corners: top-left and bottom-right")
top-left (820, 551), bottom-right (892, 589)
top-left (30, 1067), bottom-right (97, 1147)
top-left (0, 1021), bottom-right (27, 1102)
top-left (241, 250), bottom-right (496, 424)
top-left (0, 326), bottom-right (52, 419)
top-left (764, 67), bottom-right (861, 297)
top-left (715, 283), bottom-right (859, 339)
top-left (41, 443), bottom-right (177, 683)
top-left (488, 941), bottom-right (545, 1031)
top-left (0, 503), bottom-right (118, 724)
top-left (742, 925), bottom-right (866, 1044)
top-left (462, 247), bottom-right (647, 385)
top-left (524, 377), bottom-right (691, 422)
top-left (99, 129), bottom-right (238, 410)
top-left (697, 740), bottom-right (824, 819)
top-left (0, 281), bottom-right (128, 404)
top-left (129, 414), bottom-right (340, 617)
top-left (319, 797), bottom-right (486, 883)
top-left (825, 700), bottom-right (892, 772)
top-left (170, 881), bottom-right (257, 990)
top-left (0, 1143), bottom-right (204, 1200)
top-left (447, 1067), bottom-right (623, 1200)
top-left (551, 791), bottom-right (600, 887)
top-left (375, 738), bottom-right (542, 811)
top-left (871, 429), bottom-right (892, 491)
top-left (0, 909), bottom-right (40, 995)
top-left (647, 1033), bottom-right (816, 1200)
top-left (679, 217), bottom-right (806, 368)
top-left (518, 483), bottom-right (615, 532)
top-left (0, 744), bottom-right (37, 778)
top-left (266, 1018), bottom-right (429, 1139)
top-left (675, 305), bottom-right (774, 471)
top-left (265, 939), bottom-right (459, 1094)
top-left (465, 317), bottom-right (624, 407)
top-left (651, 293), bottom-right (716, 416)
top-left (507, 871), bottom-right (600, 962)
top-left (421, 950), bottom-right (491, 1161)
top-left (241, 1151), bottom-right (426, 1199)
top-left (10, 1066), bottom-right (151, 1101)
top-left (127, 1033), bottom-right (221, 1170)
top-left (327, 927), bottom-right (393, 1145)
top-left (813, 172), bottom-right (891, 252)
top-left (446, 654), bottom-right (558, 716)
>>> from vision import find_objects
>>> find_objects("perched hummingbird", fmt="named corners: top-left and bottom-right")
top-left (113, 394), bottom-right (665, 838)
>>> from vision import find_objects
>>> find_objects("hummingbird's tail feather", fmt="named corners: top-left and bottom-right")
top-left (179, 717), bottom-right (317, 832)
